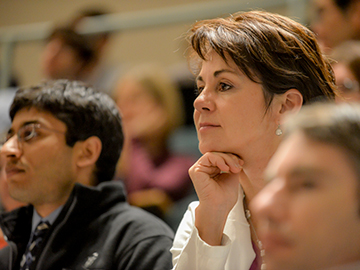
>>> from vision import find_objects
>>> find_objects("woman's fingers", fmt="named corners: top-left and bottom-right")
top-left (190, 152), bottom-right (243, 178)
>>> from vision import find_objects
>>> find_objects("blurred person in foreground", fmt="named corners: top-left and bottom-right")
top-left (171, 10), bottom-right (336, 270)
top-left (0, 80), bottom-right (173, 270)
top-left (251, 103), bottom-right (360, 270)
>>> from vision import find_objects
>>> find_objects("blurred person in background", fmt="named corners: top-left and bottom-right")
top-left (330, 40), bottom-right (360, 102)
top-left (251, 103), bottom-right (360, 270)
top-left (41, 7), bottom-right (121, 95)
top-left (310, 0), bottom-right (360, 53)
top-left (113, 63), bottom-right (196, 224)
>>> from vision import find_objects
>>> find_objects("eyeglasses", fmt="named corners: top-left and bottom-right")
top-left (3, 123), bottom-right (65, 145)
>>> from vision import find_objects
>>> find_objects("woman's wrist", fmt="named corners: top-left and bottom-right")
top-left (194, 203), bottom-right (230, 246)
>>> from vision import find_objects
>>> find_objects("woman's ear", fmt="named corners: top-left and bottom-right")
top-left (75, 136), bottom-right (102, 168)
top-left (279, 89), bottom-right (303, 117)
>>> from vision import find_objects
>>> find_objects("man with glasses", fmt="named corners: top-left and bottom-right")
top-left (0, 80), bottom-right (173, 270)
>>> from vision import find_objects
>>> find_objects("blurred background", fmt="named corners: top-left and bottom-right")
top-left (0, 0), bottom-right (309, 88)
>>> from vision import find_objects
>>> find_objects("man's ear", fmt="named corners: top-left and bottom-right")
top-left (278, 89), bottom-right (303, 117)
top-left (75, 136), bottom-right (102, 168)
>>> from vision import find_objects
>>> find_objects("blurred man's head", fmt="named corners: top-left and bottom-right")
top-left (41, 8), bottom-right (110, 82)
top-left (251, 103), bottom-right (360, 270)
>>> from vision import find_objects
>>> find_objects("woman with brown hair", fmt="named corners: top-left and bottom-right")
top-left (171, 10), bottom-right (337, 270)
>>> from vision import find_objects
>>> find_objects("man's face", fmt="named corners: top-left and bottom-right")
top-left (251, 131), bottom-right (360, 270)
top-left (311, 0), bottom-right (357, 51)
top-left (1, 107), bottom-right (77, 214)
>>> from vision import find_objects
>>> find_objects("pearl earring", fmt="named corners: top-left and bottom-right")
top-left (275, 125), bottom-right (283, 136)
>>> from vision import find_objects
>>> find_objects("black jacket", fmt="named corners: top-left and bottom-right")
top-left (0, 181), bottom-right (174, 270)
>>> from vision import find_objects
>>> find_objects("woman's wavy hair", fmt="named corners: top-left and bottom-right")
top-left (187, 10), bottom-right (337, 109)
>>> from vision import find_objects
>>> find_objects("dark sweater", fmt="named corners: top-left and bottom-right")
top-left (0, 181), bottom-right (174, 270)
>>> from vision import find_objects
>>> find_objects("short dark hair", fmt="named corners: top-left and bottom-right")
top-left (9, 79), bottom-right (123, 183)
top-left (188, 10), bottom-right (337, 110)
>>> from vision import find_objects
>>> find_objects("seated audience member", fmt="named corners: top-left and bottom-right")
top-left (170, 10), bottom-right (336, 270)
top-left (251, 103), bottom-right (360, 270)
top-left (330, 41), bottom-right (360, 102)
top-left (113, 64), bottom-right (196, 220)
top-left (41, 8), bottom-right (120, 95)
top-left (0, 80), bottom-right (173, 270)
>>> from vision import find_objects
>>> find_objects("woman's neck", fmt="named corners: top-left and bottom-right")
top-left (238, 139), bottom-right (280, 203)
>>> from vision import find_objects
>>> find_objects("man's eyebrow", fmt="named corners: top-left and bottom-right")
top-left (196, 69), bottom-right (238, 83)
top-left (7, 120), bottom-right (40, 134)
top-left (22, 120), bottom-right (40, 126)
top-left (288, 167), bottom-right (326, 176)
top-left (265, 166), bottom-right (327, 183)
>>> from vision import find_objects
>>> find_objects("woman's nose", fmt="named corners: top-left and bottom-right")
top-left (193, 88), bottom-right (215, 112)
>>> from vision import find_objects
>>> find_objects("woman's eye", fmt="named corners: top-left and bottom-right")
top-left (195, 85), bottom-right (204, 95)
top-left (219, 82), bottom-right (232, 92)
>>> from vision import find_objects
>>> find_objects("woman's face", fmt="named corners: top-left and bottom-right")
top-left (193, 51), bottom-right (279, 157)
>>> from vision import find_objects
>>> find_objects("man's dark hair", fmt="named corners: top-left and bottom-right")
top-left (9, 79), bottom-right (123, 184)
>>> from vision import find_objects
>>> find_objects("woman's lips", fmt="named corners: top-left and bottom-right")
top-left (198, 123), bottom-right (221, 131)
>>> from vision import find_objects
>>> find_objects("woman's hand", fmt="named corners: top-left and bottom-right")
top-left (189, 152), bottom-right (243, 246)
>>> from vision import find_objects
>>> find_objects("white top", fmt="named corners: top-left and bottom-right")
top-left (171, 185), bottom-right (255, 270)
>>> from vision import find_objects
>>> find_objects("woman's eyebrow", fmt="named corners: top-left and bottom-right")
top-left (196, 69), bottom-right (238, 82)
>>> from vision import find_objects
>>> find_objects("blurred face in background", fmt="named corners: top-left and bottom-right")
top-left (333, 62), bottom-right (360, 102)
top-left (41, 37), bottom-right (84, 80)
top-left (251, 131), bottom-right (360, 270)
top-left (115, 79), bottom-right (168, 141)
top-left (311, 0), bottom-right (358, 52)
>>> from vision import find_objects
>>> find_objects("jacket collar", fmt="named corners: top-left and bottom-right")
top-left (0, 181), bottom-right (127, 244)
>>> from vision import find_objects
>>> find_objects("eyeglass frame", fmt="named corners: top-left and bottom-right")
top-left (2, 122), bottom-right (66, 147)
